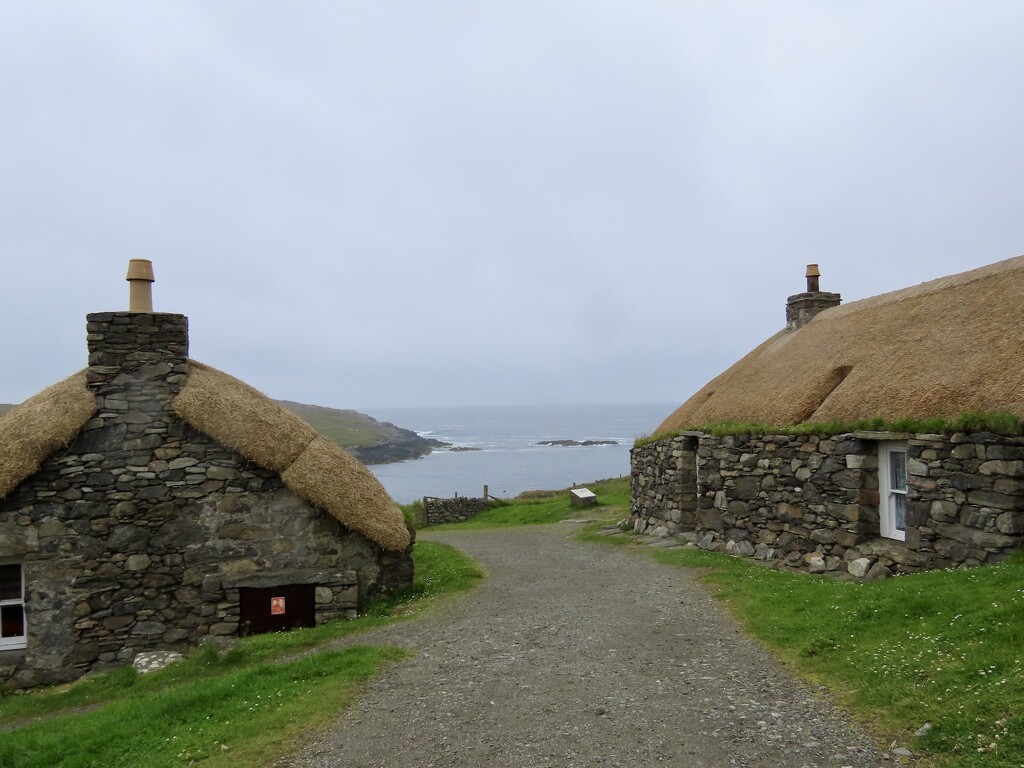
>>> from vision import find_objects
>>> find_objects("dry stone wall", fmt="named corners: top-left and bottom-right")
top-left (691, 433), bottom-right (877, 571)
top-left (630, 434), bottom-right (698, 537)
top-left (423, 496), bottom-right (489, 525)
top-left (902, 432), bottom-right (1024, 565)
top-left (630, 431), bottom-right (1023, 577)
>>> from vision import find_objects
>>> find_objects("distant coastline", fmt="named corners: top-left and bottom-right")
top-left (535, 439), bottom-right (618, 447)
top-left (367, 403), bottom-right (672, 503)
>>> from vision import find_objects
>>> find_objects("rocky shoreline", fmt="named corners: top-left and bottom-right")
top-left (347, 432), bottom-right (446, 464)
top-left (536, 439), bottom-right (618, 447)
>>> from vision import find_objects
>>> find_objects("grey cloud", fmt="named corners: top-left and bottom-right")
top-left (2, 2), bottom-right (1022, 408)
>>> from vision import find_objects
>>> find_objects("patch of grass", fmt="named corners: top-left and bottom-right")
top-left (426, 477), bottom-right (631, 530)
top-left (634, 411), bottom-right (1024, 447)
top-left (0, 644), bottom-right (407, 768)
top-left (0, 645), bottom-right (405, 768)
top-left (599, 540), bottom-right (1024, 767)
top-left (400, 499), bottom-right (425, 530)
top-left (362, 539), bottom-right (485, 614)
top-left (0, 540), bottom-right (483, 765)
top-left (576, 526), bottom-right (637, 548)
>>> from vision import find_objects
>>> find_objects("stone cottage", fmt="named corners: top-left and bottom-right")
top-left (631, 258), bottom-right (1024, 577)
top-left (0, 261), bottom-right (413, 688)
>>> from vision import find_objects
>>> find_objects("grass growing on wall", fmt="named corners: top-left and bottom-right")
top-left (0, 540), bottom-right (483, 767)
top-left (634, 411), bottom-right (1024, 447)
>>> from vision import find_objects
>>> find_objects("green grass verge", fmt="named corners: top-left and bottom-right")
top-left (0, 540), bottom-right (483, 767)
top-left (419, 477), bottom-right (631, 531)
top-left (0, 645), bottom-right (404, 768)
top-left (635, 411), bottom-right (1024, 447)
top-left (588, 533), bottom-right (1024, 768)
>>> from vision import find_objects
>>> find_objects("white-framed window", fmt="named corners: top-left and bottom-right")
top-left (0, 561), bottom-right (26, 650)
top-left (878, 442), bottom-right (908, 541)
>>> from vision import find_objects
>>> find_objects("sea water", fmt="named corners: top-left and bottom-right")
top-left (365, 403), bottom-right (674, 504)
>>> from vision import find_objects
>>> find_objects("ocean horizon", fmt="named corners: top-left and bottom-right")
top-left (364, 402), bottom-right (674, 504)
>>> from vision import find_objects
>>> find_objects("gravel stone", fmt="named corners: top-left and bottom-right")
top-left (277, 526), bottom-right (891, 768)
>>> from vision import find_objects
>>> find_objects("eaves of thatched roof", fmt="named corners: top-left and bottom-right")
top-left (657, 255), bottom-right (1024, 434)
top-left (0, 361), bottom-right (410, 551)
top-left (0, 372), bottom-right (97, 502)
top-left (171, 362), bottom-right (410, 551)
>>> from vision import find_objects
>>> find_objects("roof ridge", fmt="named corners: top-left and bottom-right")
top-left (823, 254), bottom-right (1024, 321)
top-left (657, 256), bottom-right (1024, 432)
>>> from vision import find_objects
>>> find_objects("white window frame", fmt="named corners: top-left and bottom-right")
top-left (0, 560), bottom-right (27, 651)
top-left (878, 442), bottom-right (908, 541)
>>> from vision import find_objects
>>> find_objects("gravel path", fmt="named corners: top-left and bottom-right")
top-left (278, 524), bottom-right (897, 768)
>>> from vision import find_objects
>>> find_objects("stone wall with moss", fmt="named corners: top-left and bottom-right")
top-left (630, 431), bottom-right (1023, 577)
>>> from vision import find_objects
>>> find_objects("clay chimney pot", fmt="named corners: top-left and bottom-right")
top-left (126, 259), bottom-right (155, 312)
top-left (805, 263), bottom-right (820, 293)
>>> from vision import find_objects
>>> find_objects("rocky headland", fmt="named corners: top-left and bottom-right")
top-left (276, 400), bottom-right (441, 464)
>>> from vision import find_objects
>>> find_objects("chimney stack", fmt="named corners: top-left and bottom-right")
top-left (126, 259), bottom-right (155, 312)
top-left (786, 264), bottom-right (841, 330)
top-left (86, 260), bottom-right (189, 399)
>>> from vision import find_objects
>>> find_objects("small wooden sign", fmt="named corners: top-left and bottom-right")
top-left (270, 596), bottom-right (286, 615)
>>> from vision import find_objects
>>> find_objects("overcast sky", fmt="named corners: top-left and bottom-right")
top-left (2, 3), bottom-right (1022, 411)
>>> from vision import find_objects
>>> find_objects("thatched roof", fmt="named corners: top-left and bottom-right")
top-left (0, 372), bottom-right (96, 500)
top-left (171, 362), bottom-right (318, 474)
top-left (172, 362), bottom-right (410, 551)
top-left (0, 361), bottom-right (410, 551)
top-left (657, 256), bottom-right (1024, 434)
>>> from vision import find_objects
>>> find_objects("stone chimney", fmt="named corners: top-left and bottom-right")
top-left (86, 261), bottom-right (189, 412)
top-left (785, 264), bottom-right (841, 331)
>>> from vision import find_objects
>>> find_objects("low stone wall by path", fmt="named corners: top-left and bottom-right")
top-left (422, 496), bottom-right (490, 526)
top-left (631, 431), bottom-right (1024, 576)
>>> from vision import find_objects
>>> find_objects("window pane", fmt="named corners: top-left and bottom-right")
top-left (1, 604), bottom-right (24, 639)
top-left (890, 451), bottom-right (907, 491)
top-left (893, 493), bottom-right (906, 532)
top-left (0, 564), bottom-right (21, 602)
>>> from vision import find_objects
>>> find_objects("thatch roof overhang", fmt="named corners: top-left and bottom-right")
top-left (0, 361), bottom-right (410, 552)
top-left (657, 256), bottom-right (1024, 435)
top-left (171, 362), bottom-right (410, 551)
top-left (0, 372), bottom-right (96, 500)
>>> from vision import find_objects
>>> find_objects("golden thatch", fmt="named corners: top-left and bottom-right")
top-left (0, 372), bottom-right (96, 499)
top-left (281, 437), bottom-right (411, 552)
top-left (171, 361), bottom-right (410, 551)
top-left (1, 360), bottom-right (410, 551)
top-left (170, 361), bottom-right (318, 474)
top-left (658, 256), bottom-right (1024, 434)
